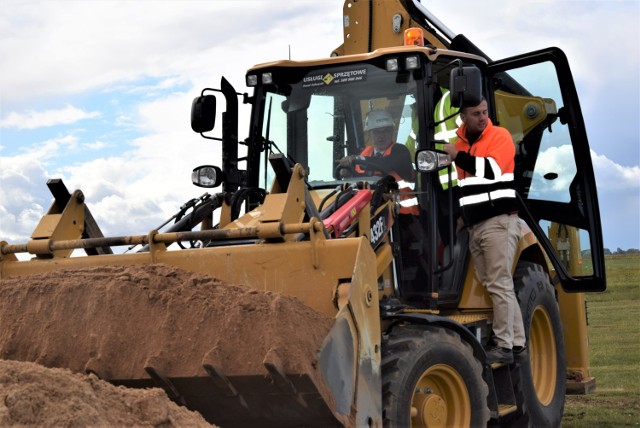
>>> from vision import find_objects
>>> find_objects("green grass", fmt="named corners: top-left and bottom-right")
top-left (563, 254), bottom-right (640, 427)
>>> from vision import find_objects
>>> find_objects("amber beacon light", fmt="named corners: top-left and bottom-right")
top-left (404, 27), bottom-right (425, 46)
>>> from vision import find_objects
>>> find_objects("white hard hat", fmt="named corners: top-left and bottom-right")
top-left (364, 110), bottom-right (394, 132)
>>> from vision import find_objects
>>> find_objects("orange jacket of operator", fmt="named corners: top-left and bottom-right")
top-left (453, 118), bottom-right (518, 226)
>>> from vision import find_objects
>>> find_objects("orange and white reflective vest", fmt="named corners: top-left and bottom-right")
top-left (453, 119), bottom-right (518, 225)
top-left (358, 144), bottom-right (419, 216)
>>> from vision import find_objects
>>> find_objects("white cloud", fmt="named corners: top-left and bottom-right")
top-left (591, 150), bottom-right (640, 190)
top-left (0, 0), bottom-right (344, 104)
top-left (135, 91), bottom-right (195, 134)
top-left (84, 140), bottom-right (110, 150)
top-left (0, 134), bottom-right (81, 163)
top-left (528, 145), bottom-right (576, 196)
top-left (53, 123), bottom-right (218, 238)
top-left (0, 105), bottom-right (100, 130)
top-left (0, 156), bottom-right (51, 242)
top-left (124, 76), bottom-right (189, 96)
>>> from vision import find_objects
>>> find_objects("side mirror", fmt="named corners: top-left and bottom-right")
top-left (415, 148), bottom-right (452, 173)
top-left (192, 165), bottom-right (223, 188)
top-left (191, 95), bottom-right (216, 133)
top-left (449, 65), bottom-right (482, 108)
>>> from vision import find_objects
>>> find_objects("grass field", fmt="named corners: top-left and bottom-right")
top-left (562, 254), bottom-right (640, 427)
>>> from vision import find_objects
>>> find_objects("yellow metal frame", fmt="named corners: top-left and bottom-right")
top-left (549, 223), bottom-right (596, 393)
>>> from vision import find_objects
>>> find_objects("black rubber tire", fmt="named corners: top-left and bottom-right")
top-left (509, 261), bottom-right (567, 427)
top-left (382, 325), bottom-right (490, 427)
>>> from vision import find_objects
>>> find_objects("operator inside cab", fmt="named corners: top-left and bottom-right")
top-left (338, 109), bottom-right (426, 300)
top-left (337, 109), bottom-right (415, 183)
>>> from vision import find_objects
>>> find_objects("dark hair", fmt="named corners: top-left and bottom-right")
top-left (460, 96), bottom-right (486, 114)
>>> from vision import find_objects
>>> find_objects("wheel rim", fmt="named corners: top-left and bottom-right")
top-left (529, 305), bottom-right (557, 406)
top-left (411, 363), bottom-right (470, 427)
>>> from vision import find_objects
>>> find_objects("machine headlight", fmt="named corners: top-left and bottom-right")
top-left (416, 149), bottom-right (451, 172)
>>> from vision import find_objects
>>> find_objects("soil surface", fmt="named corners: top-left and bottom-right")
top-left (0, 359), bottom-right (212, 427)
top-left (0, 264), bottom-right (336, 426)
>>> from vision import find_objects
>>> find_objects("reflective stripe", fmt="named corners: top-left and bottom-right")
top-left (397, 180), bottom-right (415, 190)
top-left (394, 186), bottom-right (419, 209)
top-left (399, 197), bottom-right (418, 207)
top-left (459, 189), bottom-right (516, 207)
top-left (435, 91), bottom-right (462, 143)
top-left (434, 90), bottom-right (460, 190)
top-left (458, 173), bottom-right (514, 187)
top-left (439, 169), bottom-right (458, 184)
top-left (435, 95), bottom-right (456, 142)
top-left (437, 92), bottom-right (449, 119)
top-left (473, 156), bottom-right (502, 180)
top-left (477, 157), bottom-right (499, 179)
top-left (434, 128), bottom-right (458, 141)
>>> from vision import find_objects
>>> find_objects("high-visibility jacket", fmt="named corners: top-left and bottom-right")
top-left (452, 118), bottom-right (518, 226)
top-left (434, 91), bottom-right (461, 189)
top-left (405, 92), bottom-right (460, 189)
top-left (358, 144), bottom-right (419, 215)
top-left (434, 91), bottom-right (463, 143)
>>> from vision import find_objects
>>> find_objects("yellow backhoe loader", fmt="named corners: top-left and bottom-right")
top-left (0, 1), bottom-right (606, 426)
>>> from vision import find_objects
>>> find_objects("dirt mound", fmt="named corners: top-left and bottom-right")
top-left (0, 263), bottom-right (336, 425)
top-left (0, 359), bottom-right (213, 427)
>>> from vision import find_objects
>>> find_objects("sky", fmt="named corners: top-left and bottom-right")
top-left (1, 0), bottom-right (639, 253)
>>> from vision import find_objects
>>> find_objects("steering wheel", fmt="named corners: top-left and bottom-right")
top-left (335, 156), bottom-right (393, 179)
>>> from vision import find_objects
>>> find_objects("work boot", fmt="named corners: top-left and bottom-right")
top-left (513, 345), bottom-right (528, 362)
top-left (486, 346), bottom-right (514, 365)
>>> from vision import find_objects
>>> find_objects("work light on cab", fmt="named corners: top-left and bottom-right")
top-left (246, 72), bottom-right (273, 87)
top-left (246, 74), bottom-right (258, 87)
top-left (261, 72), bottom-right (273, 84)
top-left (405, 56), bottom-right (420, 70)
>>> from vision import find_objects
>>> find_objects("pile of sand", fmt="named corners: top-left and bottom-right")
top-left (0, 264), bottom-right (336, 426)
top-left (0, 359), bottom-right (212, 427)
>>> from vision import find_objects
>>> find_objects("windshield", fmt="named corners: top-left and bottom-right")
top-left (254, 62), bottom-right (419, 189)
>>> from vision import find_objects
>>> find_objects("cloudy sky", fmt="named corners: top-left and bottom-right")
top-left (1, 0), bottom-right (638, 252)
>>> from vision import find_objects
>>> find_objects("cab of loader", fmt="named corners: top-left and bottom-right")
top-left (191, 43), bottom-right (606, 309)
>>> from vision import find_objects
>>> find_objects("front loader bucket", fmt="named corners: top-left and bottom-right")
top-left (116, 371), bottom-right (339, 427)
top-left (0, 236), bottom-right (381, 427)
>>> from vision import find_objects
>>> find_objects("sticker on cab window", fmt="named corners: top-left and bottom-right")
top-left (302, 68), bottom-right (367, 88)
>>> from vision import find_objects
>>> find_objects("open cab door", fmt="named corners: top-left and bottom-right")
top-left (487, 47), bottom-right (605, 292)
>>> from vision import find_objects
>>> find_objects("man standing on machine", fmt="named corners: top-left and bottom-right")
top-left (442, 97), bottom-right (527, 364)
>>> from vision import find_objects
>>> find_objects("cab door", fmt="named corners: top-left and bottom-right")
top-left (487, 47), bottom-right (605, 292)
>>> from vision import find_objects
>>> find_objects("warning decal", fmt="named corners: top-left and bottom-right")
top-left (302, 68), bottom-right (367, 88)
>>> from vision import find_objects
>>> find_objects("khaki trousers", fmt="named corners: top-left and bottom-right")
top-left (468, 214), bottom-right (526, 349)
